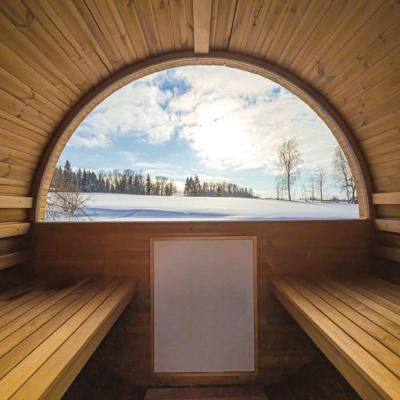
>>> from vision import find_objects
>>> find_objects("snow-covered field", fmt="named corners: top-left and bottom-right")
top-left (50, 193), bottom-right (359, 221)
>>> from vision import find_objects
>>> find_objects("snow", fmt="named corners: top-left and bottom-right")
top-left (51, 193), bottom-right (359, 221)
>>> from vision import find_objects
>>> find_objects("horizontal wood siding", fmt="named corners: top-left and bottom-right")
top-left (33, 220), bottom-right (372, 386)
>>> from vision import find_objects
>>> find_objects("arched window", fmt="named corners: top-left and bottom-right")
top-left (35, 56), bottom-right (369, 221)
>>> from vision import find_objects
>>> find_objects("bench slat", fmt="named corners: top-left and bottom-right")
top-left (315, 277), bottom-right (400, 342)
top-left (0, 279), bottom-right (91, 342)
top-left (271, 276), bottom-right (400, 400)
top-left (11, 279), bottom-right (135, 400)
top-left (0, 276), bottom-right (136, 400)
top-left (301, 278), bottom-right (400, 358)
top-left (289, 278), bottom-right (400, 381)
top-left (0, 280), bottom-right (108, 371)
top-left (322, 278), bottom-right (400, 326)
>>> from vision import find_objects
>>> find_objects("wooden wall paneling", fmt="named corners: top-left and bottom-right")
top-left (0, 10), bottom-right (79, 103)
top-left (240, 0), bottom-right (272, 55)
top-left (0, 209), bottom-right (28, 224)
top-left (26, 0), bottom-right (105, 83)
top-left (227, 0), bottom-right (255, 52)
top-left (71, 0), bottom-right (125, 72)
top-left (264, 0), bottom-right (311, 64)
top-left (290, 0), bottom-right (353, 77)
top-left (134, 0), bottom-right (163, 55)
top-left (211, 0), bottom-right (237, 50)
top-left (169, 0), bottom-right (190, 50)
top-left (46, 0), bottom-right (113, 76)
top-left (255, 0), bottom-right (289, 58)
top-left (0, 250), bottom-right (30, 270)
top-left (33, 220), bottom-right (372, 386)
top-left (0, 222), bottom-right (30, 239)
top-left (193, 0), bottom-right (212, 53)
top-left (312, 2), bottom-right (397, 94)
top-left (330, 33), bottom-right (400, 109)
top-left (375, 219), bottom-right (400, 234)
top-left (0, 236), bottom-right (27, 254)
top-left (305, 1), bottom-right (383, 87)
top-left (151, 0), bottom-right (176, 52)
top-left (114, 0), bottom-right (150, 60)
top-left (0, 65), bottom-right (61, 121)
top-left (375, 245), bottom-right (400, 263)
top-left (0, 0), bottom-right (93, 96)
top-left (373, 192), bottom-right (400, 205)
top-left (0, 196), bottom-right (32, 208)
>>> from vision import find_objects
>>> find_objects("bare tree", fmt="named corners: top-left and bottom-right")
top-left (315, 166), bottom-right (327, 202)
top-left (46, 167), bottom-right (90, 221)
top-left (275, 174), bottom-right (286, 200)
top-left (309, 174), bottom-right (316, 202)
top-left (277, 137), bottom-right (303, 201)
top-left (333, 145), bottom-right (357, 203)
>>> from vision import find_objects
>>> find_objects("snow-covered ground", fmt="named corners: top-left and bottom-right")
top-left (49, 193), bottom-right (359, 221)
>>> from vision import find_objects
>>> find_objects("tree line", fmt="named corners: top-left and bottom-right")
top-left (51, 161), bottom-right (177, 196)
top-left (183, 175), bottom-right (255, 198)
top-left (51, 162), bottom-right (257, 199)
top-left (275, 138), bottom-right (357, 203)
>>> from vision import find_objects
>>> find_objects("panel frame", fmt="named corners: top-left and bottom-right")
top-left (150, 235), bottom-right (258, 385)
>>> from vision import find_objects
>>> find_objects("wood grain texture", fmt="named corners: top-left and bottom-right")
top-left (193, 0), bottom-right (212, 53)
top-left (0, 276), bottom-right (136, 400)
top-left (0, 2), bottom-right (397, 286)
top-left (0, 196), bottom-right (32, 209)
top-left (375, 219), bottom-right (400, 234)
top-left (270, 275), bottom-right (400, 400)
top-left (33, 220), bottom-right (372, 386)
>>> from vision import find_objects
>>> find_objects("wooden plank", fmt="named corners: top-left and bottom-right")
top-left (323, 277), bottom-right (400, 326)
top-left (0, 223), bottom-right (30, 239)
top-left (0, 196), bottom-right (32, 209)
top-left (10, 279), bottom-right (136, 400)
top-left (0, 279), bottom-right (91, 342)
top-left (375, 245), bottom-right (400, 264)
top-left (0, 251), bottom-right (29, 270)
top-left (0, 281), bottom-right (105, 367)
top-left (289, 278), bottom-right (400, 379)
top-left (0, 236), bottom-right (27, 254)
top-left (317, 277), bottom-right (400, 341)
top-left (270, 277), bottom-right (399, 400)
top-left (375, 219), bottom-right (400, 234)
top-left (299, 278), bottom-right (400, 358)
top-left (0, 279), bottom-right (113, 381)
top-left (373, 192), bottom-right (400, 206)
top-left (193, 0), bottom-right (211, 53)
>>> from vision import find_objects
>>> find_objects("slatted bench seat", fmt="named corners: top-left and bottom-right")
top-left (0, 276), bottom-right (136, 400)
top-left (270, 275), bottom-right (400, 400)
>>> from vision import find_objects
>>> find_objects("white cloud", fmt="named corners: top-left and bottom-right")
top-left (70, 76), bottom-right (175, 148)
top-left (69, 65), bottom-right (338, 174)
top-left (168, 66), bottom-right (337, 171)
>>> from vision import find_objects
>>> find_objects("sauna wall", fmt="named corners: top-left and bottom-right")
top-left (33, 220), bottom-right (372, 386)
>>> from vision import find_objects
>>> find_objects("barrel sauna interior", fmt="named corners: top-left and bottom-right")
top-left (0, 1), bottom-right (399, 399)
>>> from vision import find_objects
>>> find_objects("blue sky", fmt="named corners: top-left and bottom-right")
top-left (59, 66), bottom-right (342, 198)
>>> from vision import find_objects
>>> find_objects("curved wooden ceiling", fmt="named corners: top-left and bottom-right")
top-left (0, 0), bottom-right (399, 267)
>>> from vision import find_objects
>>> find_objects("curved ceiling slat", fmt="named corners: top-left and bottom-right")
top-left (0, 0), bottom-right (398, 263)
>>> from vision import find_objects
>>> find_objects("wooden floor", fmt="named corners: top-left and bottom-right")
top-left (270, 275), bottom-right (400, 400)
top-left (145, 386), bottom-right (268, 399)
top-left (0, 276), bottom-right (136, 400)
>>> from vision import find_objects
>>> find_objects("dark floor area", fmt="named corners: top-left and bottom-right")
top-left (266, 353), bottom-right (360, 400)
top-left (64, 352), bottom-right (360, 400)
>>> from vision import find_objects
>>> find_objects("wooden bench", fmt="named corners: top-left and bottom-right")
top-left (270, 275), bottom-right (400, 400)
top-left (0, 276), bottom-right (136, 400)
